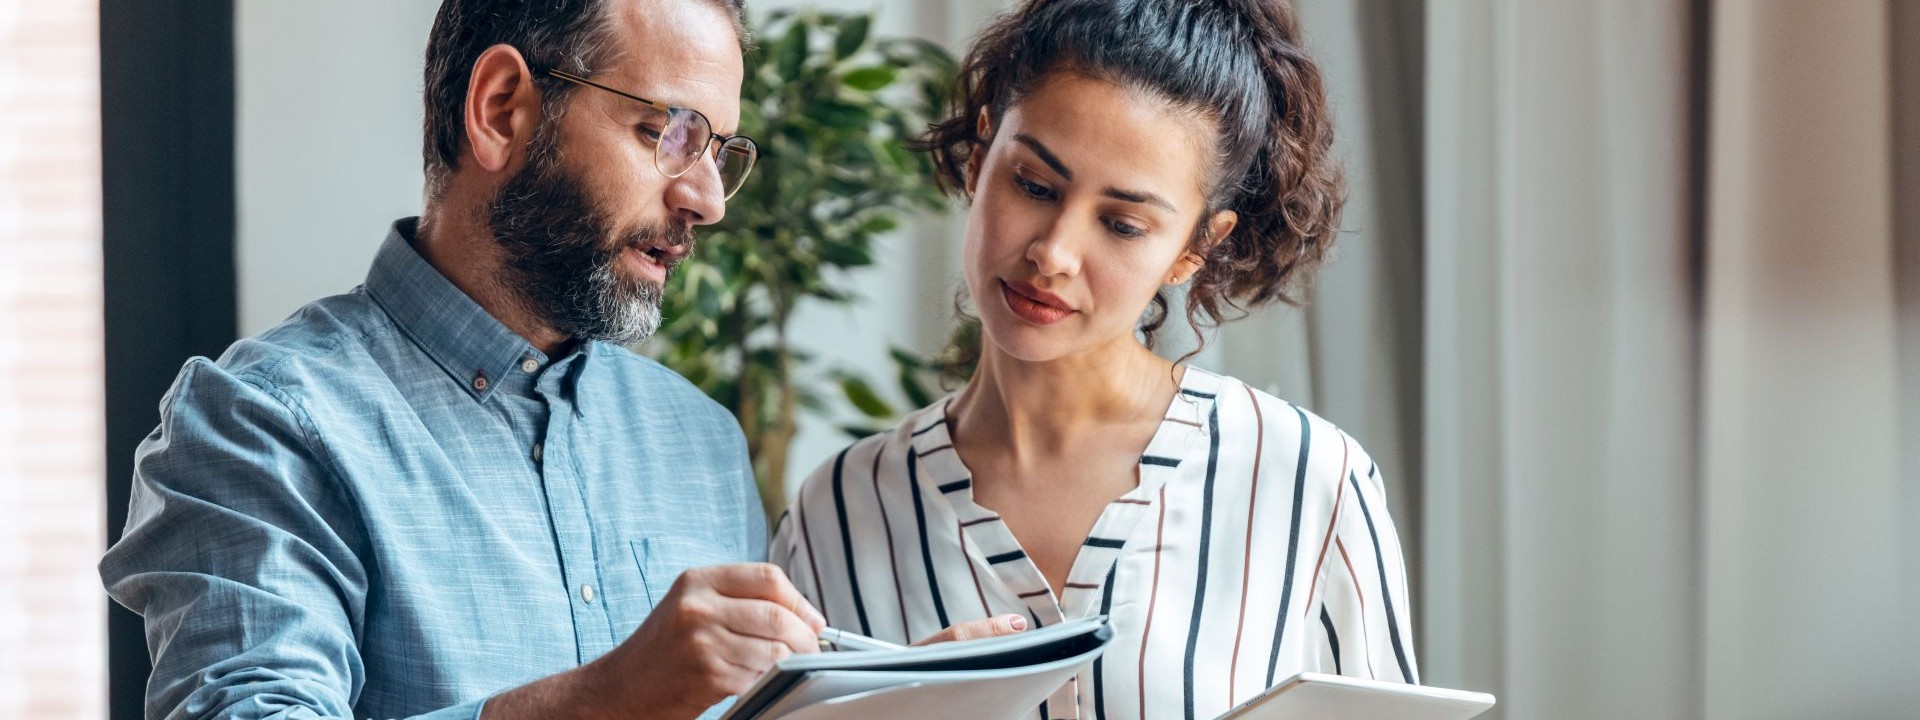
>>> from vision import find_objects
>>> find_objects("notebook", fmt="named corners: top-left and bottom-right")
top-left (719, 617), bottom-right (1113, 720)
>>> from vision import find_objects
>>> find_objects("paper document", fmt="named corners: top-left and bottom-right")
top-left (720, 617), bottom-right (1113, 720)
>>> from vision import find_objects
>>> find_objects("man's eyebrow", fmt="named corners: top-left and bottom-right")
top-left (1101, 187), bottom-right (1176, 213)
top-left (1014, 134), bottom-right (1072, 181)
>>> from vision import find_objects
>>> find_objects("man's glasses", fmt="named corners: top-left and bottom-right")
top-left (543, 68), bottom-right (758, 201)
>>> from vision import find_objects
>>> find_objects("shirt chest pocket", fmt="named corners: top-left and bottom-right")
top-left (630, 536), bottom-right (742, 613)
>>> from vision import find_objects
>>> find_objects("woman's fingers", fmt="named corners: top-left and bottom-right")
top-left (912, 614), bottom-right (1029, 645)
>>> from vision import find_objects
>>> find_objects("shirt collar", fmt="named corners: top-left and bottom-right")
top-left (364, 217), bottom-right (546, 403)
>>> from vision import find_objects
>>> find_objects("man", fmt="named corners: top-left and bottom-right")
top-left (100, 1), bottom-right (1016, 718)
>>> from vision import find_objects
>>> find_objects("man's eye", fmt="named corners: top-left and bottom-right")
top-left (638, 125), bottom-right (664, 143)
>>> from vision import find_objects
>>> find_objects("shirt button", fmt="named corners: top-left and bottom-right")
top-left (471, 372), bottom-right (488, 391)
top-left (580, 584), bottom-right (595, 604)
top-left (532, 442), bottom-right (544, 462)
top-left (521, 357), bottom-right (539, 373)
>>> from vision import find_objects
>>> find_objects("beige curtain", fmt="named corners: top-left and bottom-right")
top-left (1701, 1), bottom-right (1911, 718)
top-left (1419, 1), bottom-right (1918, 719)
top-left (1424, 1), bottom-right (1702, 717)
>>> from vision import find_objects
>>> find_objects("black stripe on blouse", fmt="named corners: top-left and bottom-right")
top-left (1267, 406), bottom-right (1312, 686)
top-left (1182, 404), bottom-right (1222, 720)
top-left (1320, 606), bottom-right (1342, 676)
top-left (907, 451), bottom-right (951, 628)
top-left (1349, 471), bottom-right (1415, 684)
top-left (830, 447), bottom-right (872, 635)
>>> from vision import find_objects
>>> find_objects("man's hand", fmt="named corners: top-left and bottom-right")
top-left (484, 563), bottom-right (825, 720)
top-left (598, 563), bottom-right (827, 716)
top-left (913, 614), bottom-right (1028, 645)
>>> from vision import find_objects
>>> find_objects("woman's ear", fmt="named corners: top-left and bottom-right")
top-left (1204, 209), bottom-right (1239, 252)
top-left (964, 107), bottom-right (993, 197)
top-left (1167, 252), bottom-right (1204, 286)
top-left (1168, 210), bottom-right (1237, 286)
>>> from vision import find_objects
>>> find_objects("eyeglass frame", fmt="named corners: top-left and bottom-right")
top-left (538, 66), bottom-right (759, 200)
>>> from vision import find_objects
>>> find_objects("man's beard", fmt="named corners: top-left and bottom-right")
top-left (486, 123), bottom-right (693, 347)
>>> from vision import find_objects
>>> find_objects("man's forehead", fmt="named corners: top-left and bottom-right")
top-left (598, 0), bottom-right (744, 130)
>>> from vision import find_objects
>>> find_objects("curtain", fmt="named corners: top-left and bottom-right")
top-left (1419, 1), bottom-right (1917, 718)
top-left (1700, 1), bottom-right (1910, 717)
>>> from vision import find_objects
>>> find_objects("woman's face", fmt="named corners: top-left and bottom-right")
top-left (963, 72), bottom-right (1234, 365)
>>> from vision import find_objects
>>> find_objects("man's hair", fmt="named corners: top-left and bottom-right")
top-left (421, 0), bottom-right (748, 201)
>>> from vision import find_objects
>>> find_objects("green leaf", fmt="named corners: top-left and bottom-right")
top-left (840, 376), bottom-right (894, 419)
top-left (888, 346), bottom-right (927, 369)
top-left (842, 66), bottom-right (897, 92)
top-left (818, 241), bottom-right (874, 268)
top-left (838, 424), bottom-right (888, 440)
top-left (833, 14), bottom-right (870, 60)
top-left (811, 100), bottom-right (874, 130)
top-left (857, 214), bottom-right (901, 235)
top-left (775, 20), bottom-right (808, 80)
top-left (811, 287), bottom-right (857, 303)
top-left (898, 364), bottom-right (935, 409)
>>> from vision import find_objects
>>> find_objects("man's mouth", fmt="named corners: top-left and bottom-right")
top-left (621, 244), bottom-right (672, 285)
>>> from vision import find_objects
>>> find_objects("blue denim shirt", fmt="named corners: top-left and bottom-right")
top-left (101, 218), bottom-right (764, 720)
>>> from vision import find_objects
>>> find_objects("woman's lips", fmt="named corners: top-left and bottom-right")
top-left (1000, 279), bottom-right (1075, 325)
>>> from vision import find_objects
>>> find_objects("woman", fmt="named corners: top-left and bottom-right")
top-left (772, 0), bottom-right (1417, 717)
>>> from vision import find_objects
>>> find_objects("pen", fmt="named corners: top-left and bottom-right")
top-left (817, 626), bottom-right (907, 652)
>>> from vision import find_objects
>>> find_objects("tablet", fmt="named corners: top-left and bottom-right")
top-left (1217, 672), bottom-right (1496, 720)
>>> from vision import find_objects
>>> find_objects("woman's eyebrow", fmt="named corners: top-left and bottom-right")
top-left (1016, 132), bottom-right (1174, 211)
top-left (1014, 133), bottom-right (1073, 180)
top-left (1102, 187), bottom-right (1175, 212)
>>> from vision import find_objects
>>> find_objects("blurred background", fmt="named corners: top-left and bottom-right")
top-left (1, 0), bottom-right (1915, 718)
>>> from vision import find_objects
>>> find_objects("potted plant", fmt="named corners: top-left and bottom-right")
top-left (646, 9), bottom-right (956, 519)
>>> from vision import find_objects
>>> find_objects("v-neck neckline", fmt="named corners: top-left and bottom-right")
top-left (904, 366), bottom-right (1223, 624)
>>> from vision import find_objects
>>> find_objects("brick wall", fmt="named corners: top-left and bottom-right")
top-left (0, 0), bottom-right (107, 717)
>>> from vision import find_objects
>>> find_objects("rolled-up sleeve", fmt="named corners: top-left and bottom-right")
top-left (100, 358), bottom-right (482, 720)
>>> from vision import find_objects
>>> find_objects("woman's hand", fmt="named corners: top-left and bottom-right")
top-left (912, 614), bottom-right (1029, 645)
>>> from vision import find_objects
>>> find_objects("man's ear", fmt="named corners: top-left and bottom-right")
top-left (463, 44), bottom-right (545, 175)
top-left (964, 107), bottom-right (992, 197)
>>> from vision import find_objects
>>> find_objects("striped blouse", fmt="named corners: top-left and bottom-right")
top-left (771, 367), bottom-right (1418, 720)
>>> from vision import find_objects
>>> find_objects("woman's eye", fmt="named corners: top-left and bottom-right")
top-left (1104, 218), bottom-right (1145, 238)
top-left (1014, 174), bottom-right (1054, 200)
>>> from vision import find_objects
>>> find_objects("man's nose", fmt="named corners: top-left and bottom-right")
top-left (664, 158), bottom-right (727, 227)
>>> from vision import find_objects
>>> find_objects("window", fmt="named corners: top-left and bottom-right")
top-left (0, 0), bottom-right (106, 716)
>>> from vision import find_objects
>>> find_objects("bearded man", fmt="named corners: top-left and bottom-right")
top-left (99, 2), bottom-right (1008, 718)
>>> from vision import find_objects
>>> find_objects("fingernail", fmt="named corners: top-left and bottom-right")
top-left (1009, 615), bottom-right (1027, 631)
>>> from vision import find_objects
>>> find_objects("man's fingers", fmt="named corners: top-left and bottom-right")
top-left (697, 563), bottom-right (826, 631)
top-left (715, 598), bottom-right (822, 655)
top-left (714, 635), bottom-right (793, 677)
top-left (913, 614), bottom-right (1029, 646)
